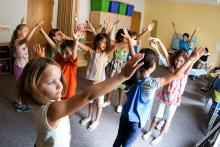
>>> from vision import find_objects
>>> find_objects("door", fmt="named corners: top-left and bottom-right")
top-left (130, 11), bottom-right (141, 33)
top-left (26, 0), bottom-right (54, 56)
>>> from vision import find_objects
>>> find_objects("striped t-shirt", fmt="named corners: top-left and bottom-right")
top-left (86, 49), bottom-right (109, 81)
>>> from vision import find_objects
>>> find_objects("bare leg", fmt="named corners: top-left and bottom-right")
top-left (150, 121), bottom-right (170, 145)
top-left (142, 117), bottom-right (160, 140)
top-left (118, 89), bottom-right (125, 106)
top-left (88, 102), bottom-right (94, 119)
top-left (95, 104), bottom-right (103, 121)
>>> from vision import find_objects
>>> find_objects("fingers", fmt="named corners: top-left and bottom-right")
top-left (128, 53), bottom-right (144, 66)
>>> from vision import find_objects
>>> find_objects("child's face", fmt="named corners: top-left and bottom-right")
top-left (19, 26), bottom-right (29, 38)
top-left (61, 47), bottom-right (72, 61)
top-left (183, 35), bottom-right (188, 41)
top-left (54, 31), bottom-right (63, 42)
top-left (175, 56), bottom-right (185, 69)
top-left (97, 39), bottom-right (107, 51)
top-left (37, 65), bottom-right (63, 101)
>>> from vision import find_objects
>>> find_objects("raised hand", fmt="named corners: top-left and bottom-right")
top-left (147, 23), bottom-right (154, 32)
top-left (36, 21), bottom-right (44, 28)
top-left (121, 53), bottom-right (144, 79)
top-left (148, 37), bottom-right (159, 50)
top-left (121, 28), bottom-right (132, 40)
top-left (72, 27), bottom-right (84, 41)
top-left (33, 44), bottom-right (45, 57)
top-left (190, 47), bottom-right (205, 61)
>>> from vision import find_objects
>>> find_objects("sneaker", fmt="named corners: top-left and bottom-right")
top-left (150, 136), bottom-right (162, 145)
top-left (88, 121), bottom-right (99, 131)
top-left (16, 104), bottom-right (31, 112)
top-left (80, 117), bottom-right (91, 126)
top-left (102, 101), bottom-right (110, 108)
top-left (155, 120), bottom-right (164, 130)
top-left (116, 106), bottom-right (122, 113)
top-left (142, 131), bottom-right (152, 140)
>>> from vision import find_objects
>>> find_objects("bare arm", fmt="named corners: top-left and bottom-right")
top-left (109, 20), bottom-right (119, 41)
top-left (149, 37), bottom-right (170, 65)
top-left (86, 20), bottom-right (97, 36)
top-left (189, 27), bottom-right (199, 43)
top-left (104, 17), bottom-right (111, 34)
top-left (122, 28), bottom-right (136, 57)
top-left (159, 47), bottom-right (205, 86)
top-left (105, 42), bottom-right (128, 56)
top-left (40, 27), bottom-right (57, 49)
top-left (136, 23), bottom-right (154, 41)
top-left (72, 28), bottom-right (91, 52)
top-left (47, 54), bottom-right (144, 123)
top-left (18, 21), bottom-right (44, 45)
top-left (155, 38), bottom-right (170, 66)
top-left (172, 22), bottom-right (181, 42)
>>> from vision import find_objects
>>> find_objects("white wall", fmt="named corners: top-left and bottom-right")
top-left (52, 0), bottom-right (58, 28)
top-left (78, 0), bottom-right (145, 29)
top-left (0, 0), bottom-right (27, 43)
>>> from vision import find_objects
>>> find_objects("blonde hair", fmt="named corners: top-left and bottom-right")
top-left (10, 24), bottom-right (28, 48)
top-left (17, 57), bottom-right (66, 105)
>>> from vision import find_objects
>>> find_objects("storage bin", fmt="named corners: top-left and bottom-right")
top-left (91, 0), bottom-right (110, 12)
top-left (126, 4), bottom-right (134, 16)
top-left (118, 2), bottom-right (127, 15)
top-left (109, 1), bottom-right (119, 13)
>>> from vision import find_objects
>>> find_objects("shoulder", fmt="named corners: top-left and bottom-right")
top-left (143, 77), bottom-right (160, 88)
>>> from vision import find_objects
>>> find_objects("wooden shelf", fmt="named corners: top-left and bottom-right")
top-left (0, 43), bottom-right (11, 74)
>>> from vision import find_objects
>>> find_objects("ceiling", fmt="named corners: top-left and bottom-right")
top-left (156, 0), bottom-right (220, 5)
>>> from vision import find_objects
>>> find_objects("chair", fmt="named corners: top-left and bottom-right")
top-left (207, 90), bottom-right (220, 132)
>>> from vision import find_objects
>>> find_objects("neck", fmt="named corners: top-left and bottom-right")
top-left (140, 69), bottom-right (151, 79)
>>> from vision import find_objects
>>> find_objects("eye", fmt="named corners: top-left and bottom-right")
top-left (48, 81), bottom-right (56, 85)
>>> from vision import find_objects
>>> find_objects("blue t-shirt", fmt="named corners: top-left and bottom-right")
top-left (179, 40), bottom-right (190, 53)
top-left (122, 77), bottom-right (160, 128)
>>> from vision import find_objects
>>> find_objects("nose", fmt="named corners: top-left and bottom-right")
top-left (62, 53), bottom-right (66, 59)
top-left (56, 80), bottom-right (63, 90)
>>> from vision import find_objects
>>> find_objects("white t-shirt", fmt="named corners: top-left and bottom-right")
top-left (13, 40), bottom-right (29, 68)
top-left (86, 49), bottom-right (109, 81)
top-left (32, 103), bottom-right (71, 147)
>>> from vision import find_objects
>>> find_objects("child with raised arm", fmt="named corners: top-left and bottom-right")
top-left (142, 37), bottom-right (205, 145)
top-left (172, 22), bottom-right (199, 53)
top-left (11, 20), bottom-right (43, 112)
top-left (40, 26), bottom-right (74, 58)
top-left (113, 46), bottom-right (204, 147)
top-left (36, 29), bottom-right (84, 99)
top-left (103, 23), bottom-right (154, 113)
top-left (16, 54), bottom-right (144, 147)
top-left (77, 31), bottom-right (127, 130)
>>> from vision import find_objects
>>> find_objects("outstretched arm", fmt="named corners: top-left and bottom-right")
top-left (18, 21), bottom-right (44, 45)
top-left (106, 42), bottom-right (128, 56)
top-left (136, 23), bottom-right (154, 41)
top-left (189, 27), bottom-right (199, 43)
top-left (121, 28), bottom-right (136, 57)
top-left (149, 37), bottom-right (169, 67)
top-left (172, 22), bottom-right (181, 42)
top-left (47, 54), bottom-right (144, 123)
top-left (86, 20), bottom-right (97, 36)
top-left (104, 17), bottom-right (111, 34)
top-left (159, 47), bottom-right (205, 87)
top-left (40, 27), bottom-right (57, 49)
top-left (72, 27), bottom-right (91, 52)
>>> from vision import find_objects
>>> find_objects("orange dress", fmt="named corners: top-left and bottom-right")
top-left (54, 53), bottom-right (78, 99)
